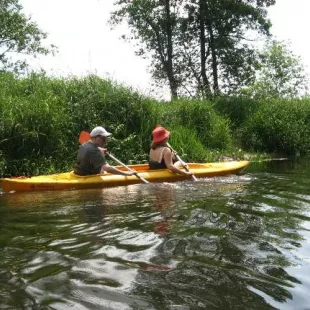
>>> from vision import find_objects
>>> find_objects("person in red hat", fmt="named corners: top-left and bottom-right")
top-left (149, 126), bottom-right (193, 176)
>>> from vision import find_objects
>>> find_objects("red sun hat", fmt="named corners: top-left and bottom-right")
top-left (152, 126), bottom-right (170, 143)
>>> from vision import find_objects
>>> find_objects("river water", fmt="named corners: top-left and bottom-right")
top-left (0, 159), bottom-right (310, 310)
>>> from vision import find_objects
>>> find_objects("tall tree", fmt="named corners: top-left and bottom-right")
top-left (110, 0), bottom-right (181, 98)
top-left (239, 40), bottom-right (308, 99)
top-left (179, 0), bottom-right (275, 97)
top-left (110, 0), bottom-right (276, 98)
top-left (0, 0), bottom-right (55, 73)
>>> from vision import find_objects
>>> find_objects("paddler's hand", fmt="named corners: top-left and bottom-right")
top-left (184, 171), bottom-right (193, 176)
top-left (98, 147), bottom-right (108, 155)
top-left (123, 170), bottom-right (136, 176)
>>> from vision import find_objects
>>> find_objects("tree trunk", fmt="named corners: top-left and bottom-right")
top-left (207, 24), bottom-right (219, 95)
top-left (199, 0), bottom-right (211, 98)
top-left (165, 0), bottom-right (178, 99)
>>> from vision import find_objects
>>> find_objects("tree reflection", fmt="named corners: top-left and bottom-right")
top-left (2, 168), bottom-right (308, 309)
top-left (129, 178), bottom-right (305, 309)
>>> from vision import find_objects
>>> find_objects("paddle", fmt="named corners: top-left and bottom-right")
top-left (78, 131), bottom-right (149, 184)
top-left (166, 142), bottom-right (198, 181)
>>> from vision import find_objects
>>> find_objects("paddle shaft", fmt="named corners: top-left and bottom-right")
top-left (106, 152), bottom-right (149, 184)
top-left (167, 143), bottom-right (198, 181)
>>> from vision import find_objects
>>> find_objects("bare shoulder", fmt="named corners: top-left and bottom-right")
top-left (163, 146), bottom-right (172, 155)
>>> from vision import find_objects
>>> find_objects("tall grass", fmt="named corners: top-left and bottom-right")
top-left (241, 99), bottom-right (310, 155)
top-left (1, 72), bottom-right (310, 177)
top-left (152, 99), bottom-right (232, 161)
top-left (0, 73), bottom-right (73, 175)
top-left (0, 73), bottom-right (231, 176)
top-left (213, 96), bottom-right (260, 128)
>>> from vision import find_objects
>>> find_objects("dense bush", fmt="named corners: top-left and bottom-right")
top-left (1, 72), bottom-right (310, 177)
top-left (167, 125), bottom-right (219, 162)
top-left (156, 99), bottom-right (232, 150)
top-left (57, 75), bottom-right (159, 161)
top-left (214, 96), bottom-right (261, 128)
top-left (0, 73), bottom-right (73, 175)
top-left (241, 99), bottom-right (310, 155)
top-left (0, 73), bottom-right (159, 175)
top-left (1, 73), bottom-right (228, 176)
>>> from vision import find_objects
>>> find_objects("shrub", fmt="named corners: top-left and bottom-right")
top-left (241, 98), bottom-right (310, 155)
top-left (214, 96), bottom-right (261, 128)
top-left (166, 99), bottom-right (232, 150)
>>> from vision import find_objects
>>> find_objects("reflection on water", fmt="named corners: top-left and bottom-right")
top-left (0, 159), bottom-right (310, 309)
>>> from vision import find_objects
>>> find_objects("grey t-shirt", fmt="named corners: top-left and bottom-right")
top-left (74, 141), bottom-right (107, 175)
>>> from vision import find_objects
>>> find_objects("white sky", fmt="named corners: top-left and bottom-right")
top-left (20, 0), bottom-right (310, 98)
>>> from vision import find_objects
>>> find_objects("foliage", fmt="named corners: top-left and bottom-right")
top-left (110, 0), bottom-right (181, 98)
top-left (239, 40), bottom-right (309, 99)
top-left (155, 99), bottom-right (232, 150)
top-left (0, 73), bottom-right (166, 176)
top-left (2, 72), bottom-right (310, 177)
top-left (165, 125), bottom-right (211, 162)
top-left (214, 96), bottom-right (261, 128)
top-left (178, 0), bottom-right (275, 97)
top-left (60, 75), bottom-right (159, 158)
top-left (0, 0), bottom-right (55, 72)
top-left (110, 0), bottom-right (276, 98)
top-left (241, 99), bottom-right (310, 155)
top-left (0, 73), bottom-right (72, 175)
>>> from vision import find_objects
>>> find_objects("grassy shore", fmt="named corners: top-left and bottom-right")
top-left (1, 72), bottom-right (309, 177)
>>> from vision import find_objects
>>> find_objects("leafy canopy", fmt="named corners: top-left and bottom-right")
top-left (0, 0), bottom-right (56, 72)
top-left (240, 40), bottom-right (308, 99)
top-left (110, 0), bottom-right (276, 98)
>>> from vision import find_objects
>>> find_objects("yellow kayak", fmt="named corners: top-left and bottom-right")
top-left (1, 161), bottom-right (250, 193)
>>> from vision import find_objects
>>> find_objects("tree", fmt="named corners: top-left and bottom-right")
top-left (239, 40), bottom-right (308, 99)
top-left (0, 0), bottom-right (55, 73)
top-left (110, 0), bottom-right (181, 99)
top-left (178, 0), bottom-right (276, 97)
top-left (110, 0), bottom-right (276, 99)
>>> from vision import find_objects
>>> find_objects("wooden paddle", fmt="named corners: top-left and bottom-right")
top-left (78, 131), bottom-right (149, 184)
top-left (166, 142), bottom-right (198, 181)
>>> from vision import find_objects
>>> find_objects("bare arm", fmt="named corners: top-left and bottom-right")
top-left (101, 163), bottom-right (135, 176)
top-left (163, 149), bottom-right (192, 176)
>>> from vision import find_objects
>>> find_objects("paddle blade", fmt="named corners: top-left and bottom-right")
top-left (79, 131), bottom-right (91, 144)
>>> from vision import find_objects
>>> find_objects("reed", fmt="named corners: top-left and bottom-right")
top-left (241, 98), bottom-right (310, 155)
top-left (1, 72), bottom-right (309, 177)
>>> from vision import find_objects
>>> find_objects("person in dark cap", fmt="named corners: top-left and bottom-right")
top-left (74, 126), bottom-right (136, 176)
top-left (149, 126), bottom-right (193, 176)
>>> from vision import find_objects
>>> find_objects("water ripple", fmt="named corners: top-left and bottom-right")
top-left (1, 160), bottom-right (310, 309)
